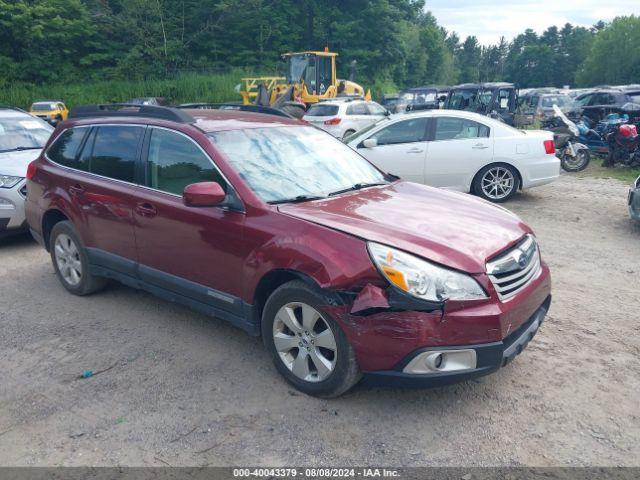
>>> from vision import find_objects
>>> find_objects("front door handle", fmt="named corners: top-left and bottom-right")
top-left (135, 202), bottom-right (157, 218)
top-left (68, 184), bottom-right (85, 196)
top-left (472, 144), bottom-right (489, 149)
top-left (407, 147), bottom-right (424, 153)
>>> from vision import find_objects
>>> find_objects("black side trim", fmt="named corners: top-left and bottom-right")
top-left (86, 247), bottom-right (137, 277)
top-left (85, 247), bottom-right (258, 335)
top-left (138, 263), bottom-right (243, 316)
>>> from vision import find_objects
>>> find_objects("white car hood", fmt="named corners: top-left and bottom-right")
top-left (0, 149), bottom-right (41, 177)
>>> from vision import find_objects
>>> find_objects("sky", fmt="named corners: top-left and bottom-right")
top-left (425, 0), bottom-right (640, 45)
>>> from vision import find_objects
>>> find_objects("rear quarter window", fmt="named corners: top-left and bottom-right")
top-left (46, 127), bottom-right (89, 171)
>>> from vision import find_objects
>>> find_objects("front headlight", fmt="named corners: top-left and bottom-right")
top-left (368, 242), bottom-right (487, 302)
top-left (0, 175), bottom-right (23, 188)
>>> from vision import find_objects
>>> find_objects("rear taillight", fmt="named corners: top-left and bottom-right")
top-left (543, 140), bottom-right (555, 154)
top-left (324, 117), bottom-right (341, 125)
top-left (26, 161), bottom-right (38, 180)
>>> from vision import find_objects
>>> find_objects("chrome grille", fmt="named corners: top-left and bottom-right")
top-left (487, 235), bottom-right (541, 300)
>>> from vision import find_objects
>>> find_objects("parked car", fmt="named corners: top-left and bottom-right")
top-left (394, 86), bottom-right (450, 113)
top-left (445, 83), bottom-right (518, 125)
top-left (29, 101), bottom-right (69, 125)
top-left (26, 104), bottom-right (551, 397)
top-left (515, 91), bottom-right (577, 126)
top-left (629, 175), bottom-right (640, 223)
top-left (575, 87), bottom-right (640, 122)
top-left (0, 107), bottom-right (53, 237)
top-left (302, 99), bottom-right (388, 139)
top-left (345, 109), bottom-right (559, 202)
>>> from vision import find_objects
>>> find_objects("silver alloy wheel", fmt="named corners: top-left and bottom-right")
top-left (273, 302), bottom-right (337, 382)
top-left (481, 166), bottom-right (515, 200)
top-left (54, 233), bottom-right (82, 286)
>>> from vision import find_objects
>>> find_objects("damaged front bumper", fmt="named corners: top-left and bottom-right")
top-left (361, 295), bottom-right (550, 387)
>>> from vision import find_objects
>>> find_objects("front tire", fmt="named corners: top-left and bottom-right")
top-left (50, 221), bottom-right (106, 296)
top-left (561, 148), bottom-right (590, 172)
top-left (473, 164), bottom-right (520, 203)
top-left (262, 280), bottom-right (361, 397)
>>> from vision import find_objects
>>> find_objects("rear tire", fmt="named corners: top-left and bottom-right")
top-left (50, 221), bottom-right (107, 296)
top-left (472, 164), bottom-right (520, 203)
top-left (262, 280), bottom-right (361, 397)
top-left (561, 148), bottom-right (590, 172)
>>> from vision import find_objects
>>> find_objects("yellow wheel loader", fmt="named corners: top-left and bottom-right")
top-left (239, 50), bottom-right (371, 112)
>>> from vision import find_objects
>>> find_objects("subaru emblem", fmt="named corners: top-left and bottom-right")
top-left (516, 249), bottom-right (528, 268)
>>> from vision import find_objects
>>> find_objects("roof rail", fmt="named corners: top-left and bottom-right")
top-left (176, 102), bottom-right (294, 119)
top-left (69, 104), bottom-right (195, 123)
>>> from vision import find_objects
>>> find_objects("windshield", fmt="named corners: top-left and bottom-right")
top-left (0, 116), bottom-right (53, 152)
top-left (209, 126), bottom-right (386, 203)
top-left (629, 92), bottom-right (640, 103)
top-left (31, 103), bottom-right (57, 111)
top-left (448, 89), bottom-right (491, 112)
top-left (287, 56), bottom-right (309, 83)
top-left (541, 95), bottom-right (573, 108)
top-left (305, 104), bottom-right (339, 117)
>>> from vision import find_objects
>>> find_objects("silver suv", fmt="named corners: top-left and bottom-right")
top-left (0, 107), bottom-right (53, 238)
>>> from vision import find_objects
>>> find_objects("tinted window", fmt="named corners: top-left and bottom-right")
top-left (46, 128), bottom-right (88, 170)
top-left (575, 94), bottom-right (592, 107)
top-left (305, 104), bottom-right (339, 117)
top-left (593, 93), bottom-right (615, 105)
top-left (147, 128), bottom-right (225, 195)
top-left (368, 117), bottom-right (428, 146)
top-left (434, 117), bottom-right (489, 140)
top-left (87, 126), bottom-right (143, 182)
top-left (347, 103), bottom-right (368, 115)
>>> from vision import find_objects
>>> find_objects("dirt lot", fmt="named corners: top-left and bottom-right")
top-left (1, 173), bottom-right (639, 467)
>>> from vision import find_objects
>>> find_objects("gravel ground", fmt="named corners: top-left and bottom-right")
top-left (1, 173), bottom-right (639, 467)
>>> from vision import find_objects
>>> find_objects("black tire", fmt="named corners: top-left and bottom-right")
top-left (561, 148), bottom-right (590, 172)
top-left (472, 163), bottom-right (520, 203)
top-left (262, 280), bottom-right (361, 397)
top-left (342, 129), bottom-right (356, 140)
top-left (49, 221), bottom-right (107, 296)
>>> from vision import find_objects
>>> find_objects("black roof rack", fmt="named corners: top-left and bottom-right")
top-left (69, 104), bottom-right (195, 123)
top-left (176, 102), bottom-right (294, 119)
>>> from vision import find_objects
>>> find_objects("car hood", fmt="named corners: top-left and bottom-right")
top-left (0, 149), bottom-right (41, 176)
top-left (278, 182), bottom-right (531, 273)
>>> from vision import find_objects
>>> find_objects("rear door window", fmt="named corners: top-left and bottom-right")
top-left (86, 125), bottom-right (144, 183)
top-left (434, 117), bottom-right (489, 140)
top-left (146, 128), bottom-right (226, 195)
top-left (347, 103), bottom-right (368, 115)
top-left (46, 127), bottom-right (89, 171)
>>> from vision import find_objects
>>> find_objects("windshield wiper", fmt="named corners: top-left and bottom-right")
top-left (268, 194), bottom-right (326, 205)
top-left (0, 146), bottom-right (42, 153)
top-left (328, 182), bottom-right (388, 197)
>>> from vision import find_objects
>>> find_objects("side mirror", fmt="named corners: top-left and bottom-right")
top-left (363, 138), bottom-right (378, 148)
top-left (183, 182), bottom-right (226, 207)
top-left (384, 109), bottom-right (391, 116)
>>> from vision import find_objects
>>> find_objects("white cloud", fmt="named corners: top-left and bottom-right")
top-left (425, 1), bottom-right (640, 44)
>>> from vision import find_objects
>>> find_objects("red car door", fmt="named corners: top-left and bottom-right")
top-left (45, 125), bottom-right (144, 276)
top-left (132, 127), bottom-right (248, 324)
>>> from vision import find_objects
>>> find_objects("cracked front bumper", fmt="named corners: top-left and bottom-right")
top-left (361, 295), bottom-right (551, 388)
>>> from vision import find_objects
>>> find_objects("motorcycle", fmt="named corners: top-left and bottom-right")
top-left (604, 122), bottom-right (640, 167)
top-left (542, 105), bottom-right (591, 172)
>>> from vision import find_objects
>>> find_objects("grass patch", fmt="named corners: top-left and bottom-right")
top-left (1, 71), bottom-right (248, 110)
top-left (576, 157), bottom-right (640, 184)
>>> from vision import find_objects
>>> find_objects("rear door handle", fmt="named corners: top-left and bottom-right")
top-left (68, 184), bottom-right (85, 196)
top-left (135, 202), bottom-right (157, 218)
top-left (472, 144), bottom-right (489, 149)
top-left (407, 147), bottom-right (424, 153)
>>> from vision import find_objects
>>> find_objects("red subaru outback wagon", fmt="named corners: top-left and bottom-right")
top-left (26, 104), bottom-right (551, 397)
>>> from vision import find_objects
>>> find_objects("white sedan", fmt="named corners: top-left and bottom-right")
top-left (345, 109), bottom-right (560, 202)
